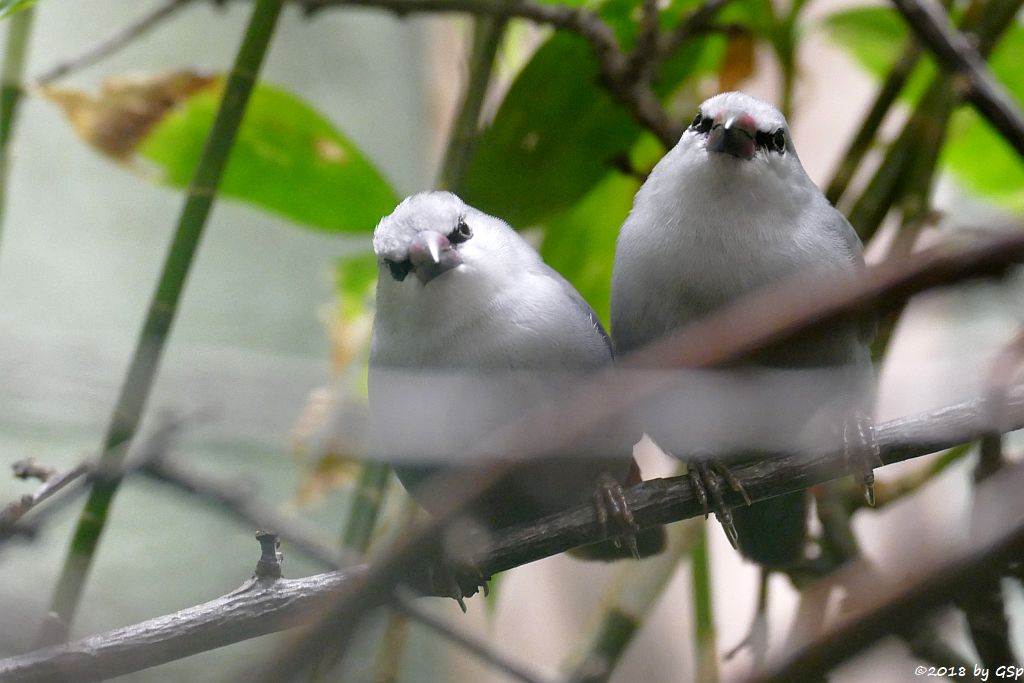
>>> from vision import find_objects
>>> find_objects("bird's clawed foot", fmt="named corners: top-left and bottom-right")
top-left (843, 411), bottom-right (881, 506)
top-left (425, 557), bottom-right (489, 612)
top-left (593, 473), bottom-right (641, 559)
top-left (687, 453), bottom-right (752, 550)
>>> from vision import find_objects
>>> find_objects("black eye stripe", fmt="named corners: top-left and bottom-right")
top-left (690, 112), bottom-right (713, 134)
top-left (385, 258), bottom-right (412, 282)
top-left (756, 128), bottom-right (787, 154)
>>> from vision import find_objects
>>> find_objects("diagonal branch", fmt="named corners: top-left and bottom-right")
top-left (0, 387), bottom-right (1020, 683)
top-left (889, 0), bottom-right (1024, 158)
top-left (34, 0), bottom-right (195, 84)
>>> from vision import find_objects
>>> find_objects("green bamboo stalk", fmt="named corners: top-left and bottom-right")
top-left (39, 0), bottom-right (286, 645)
top-left (0, 5), bottom-right (34, 258)
top-left (341, 461), bottom-right (392, 552)
top-left (691, 522), bottom-right (719, 683)
top-left (438, 16), bottom-right (507, 190)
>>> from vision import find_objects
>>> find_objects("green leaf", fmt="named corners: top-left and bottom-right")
top-left (820, 7), bottom-right (907, 77)
top-left (940, 24), bottom-right (1024, 213)
top-left (462, 33), bottom-right (642, 227)
top-left (335, 251), bottom-right (378, 318)
top-left (540, 171), bottom-right (640, 325)
top-left (0, 0), bottom-right (36, 19)
top-left (819, 6), bottom-right (936, 103)
top-left (140, 80), bottom-right (397, 233)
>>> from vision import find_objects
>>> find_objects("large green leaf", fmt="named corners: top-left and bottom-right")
top-left (462, 33), bottom-right (642, 227)
top-left (540, 171), bottom-right (640, 326)
top-left (140, 80), bottom-right (397, 233)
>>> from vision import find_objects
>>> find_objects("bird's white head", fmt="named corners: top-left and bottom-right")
top-left (677, 91), bottom-right (806, 181)
top-left (372, 191), bottom-right (534, 293)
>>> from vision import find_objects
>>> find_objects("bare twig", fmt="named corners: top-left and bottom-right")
top-left (746, 457), bottom-right (1024, 683)
top-left (0, 462), bottom-right (92, 538)
top-left (824, 42), bottom-right (922, 207)
top-left (35, 0), bottom-right (195, 84)
top-left (889, 0), bottom-right (1024, 158)
top-left (143, 452), bottom-right (550, 683)
top-left (141, 453), bottom-right (350, 569)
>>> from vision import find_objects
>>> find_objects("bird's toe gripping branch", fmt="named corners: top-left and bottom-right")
top-left (593, 472), bottom-right (642, 559)
top-left (424, 557), bottom-right (490, 613)
top-left (687, 453), bottom-right (753, 550)
top-left (844, 411), bottom-right (881, 506)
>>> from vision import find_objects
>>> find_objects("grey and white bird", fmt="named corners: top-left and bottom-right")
top-left (369, 191), bottom-right (663, 582)
top-left (610, 91), bottom-right (877, 568)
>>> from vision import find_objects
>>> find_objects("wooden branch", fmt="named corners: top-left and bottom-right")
top-left (0, 570), bottom-right (364, 683)
top-left (889, 0), bottom-right (1024, 158)
top-left (34, 0), bottom-right (195, 84)
top-left (2, 387), bottom-right (1021, 683)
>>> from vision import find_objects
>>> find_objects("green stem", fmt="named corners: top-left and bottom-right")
top-left (438, 16), bottom-right (506, 191)
top-left (0, 5), bottom-right (34, 260)
top-left (691, 522), bottom-right (719, 683)
top-left (825, 42), bottom-right (921, 207)
top-left (341, 461), bottom-right (391, 553)
top-left (39, 0), bottom-right (286, 645)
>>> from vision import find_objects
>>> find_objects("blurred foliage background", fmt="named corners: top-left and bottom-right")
top-left (0, 0), bottom-right (1022, 681)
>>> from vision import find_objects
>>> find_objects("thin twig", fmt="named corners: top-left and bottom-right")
top-left (34, 0), bottom-right (194, 85)
top-left (0, 462), bottom-right (92, 537)
top-left (824, 41), bottom-right (922, 207)
top-left (143, 453), bottom-right (551, 683)
top-left (889, 0), bottom-right (1024, 158)
top-left (746, 457), bottom-right (1024, 683)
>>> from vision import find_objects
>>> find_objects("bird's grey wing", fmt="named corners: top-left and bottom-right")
top-left (547, 267), bottom-right (614, 357)
top-left (822, 206), bottom-right (876, 349)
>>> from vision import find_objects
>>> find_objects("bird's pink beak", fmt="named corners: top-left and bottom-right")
top-left (707, 110), bottom-right (757, 160)
top-left (409, 231), bottom-right (462, 285)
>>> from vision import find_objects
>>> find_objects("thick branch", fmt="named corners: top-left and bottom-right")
top-left (889, 0), bottom-right (1024, 158)
top-left (1, 388), bottom-right (1020, 683)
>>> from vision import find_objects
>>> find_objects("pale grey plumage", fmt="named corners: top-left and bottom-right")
top-left (610, 91), bottom-right (875, 566)
top-left (372, 192), bottom-right (611, 374)
top-left (370, 191), bottom-right (647, 538)
top-left (612, 92), bottom-right (869, 359)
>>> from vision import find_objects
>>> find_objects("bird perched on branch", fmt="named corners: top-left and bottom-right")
top-left (369, 192), bottom-right (664, 599)
top-left (610, 92), bottom-right (878, 568)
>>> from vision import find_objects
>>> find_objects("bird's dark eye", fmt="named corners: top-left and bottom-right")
top-left (385, 258), bottom-right (412, 282)
top-left (771, 129), bottom-right (786, 153)
top-left (449, 217), bottom-right (473, 244)
top-left (690, 113), bottom-right (712, 134)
